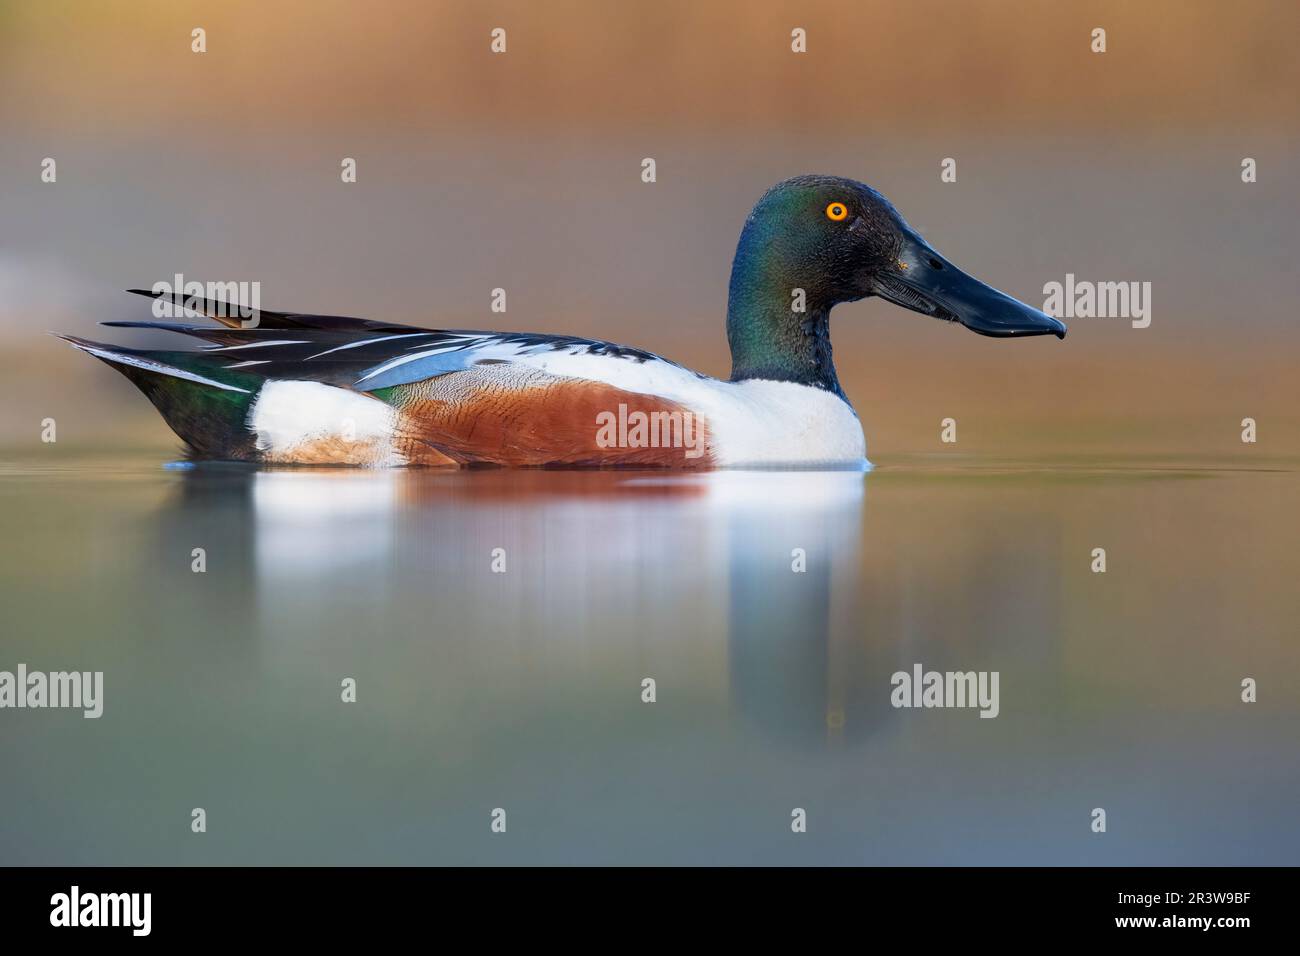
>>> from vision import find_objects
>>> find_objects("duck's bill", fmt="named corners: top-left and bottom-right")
top-left (872, 239), bottom-right (1066, 339)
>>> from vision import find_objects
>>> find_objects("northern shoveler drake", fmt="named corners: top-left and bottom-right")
top-left (60, 175), bottom-right (1065, 468)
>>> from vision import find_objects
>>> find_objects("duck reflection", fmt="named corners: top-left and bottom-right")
top-left (714, 471), bottom-right (870, 748)
top-left (159, 465), bottom-right (873, 748)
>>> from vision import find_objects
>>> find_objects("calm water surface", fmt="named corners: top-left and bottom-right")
top-left (1, 452), bottom-right (1297, 864)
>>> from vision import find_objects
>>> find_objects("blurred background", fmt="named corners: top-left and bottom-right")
top-left (1, 0), bottom-right (1297, 455)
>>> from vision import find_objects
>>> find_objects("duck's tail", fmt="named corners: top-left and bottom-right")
top-left (55, 334), bottom-right (264, 459)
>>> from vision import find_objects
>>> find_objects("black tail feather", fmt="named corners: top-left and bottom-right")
top-left (125, 288), bottom-right (415, 333)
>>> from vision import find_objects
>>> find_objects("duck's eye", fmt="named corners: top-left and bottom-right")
top-left (825, 202), bottom-right (849, 222)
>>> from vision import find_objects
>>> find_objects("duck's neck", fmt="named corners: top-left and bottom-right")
top-left (726, 254), bottom-right (845, 398)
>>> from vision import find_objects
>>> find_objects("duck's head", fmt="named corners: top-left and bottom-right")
top-left (727, 174), bottom-right (1065, 394)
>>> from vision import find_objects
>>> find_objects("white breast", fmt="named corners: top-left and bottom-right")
top-left (693, 378), bottom-right (867, 466)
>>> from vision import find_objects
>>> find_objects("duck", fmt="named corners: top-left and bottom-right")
top-left (60, 174), bottom-right (1065, 468)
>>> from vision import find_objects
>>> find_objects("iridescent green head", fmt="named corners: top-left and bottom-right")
top-left (726, 174), bottom-right (1065, 396)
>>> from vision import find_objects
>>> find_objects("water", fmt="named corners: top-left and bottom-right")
top-left (1, 453), bottom-right (1297, 865)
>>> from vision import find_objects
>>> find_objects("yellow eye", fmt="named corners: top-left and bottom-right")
top-left (825, 201), bottom-right (849, 221)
